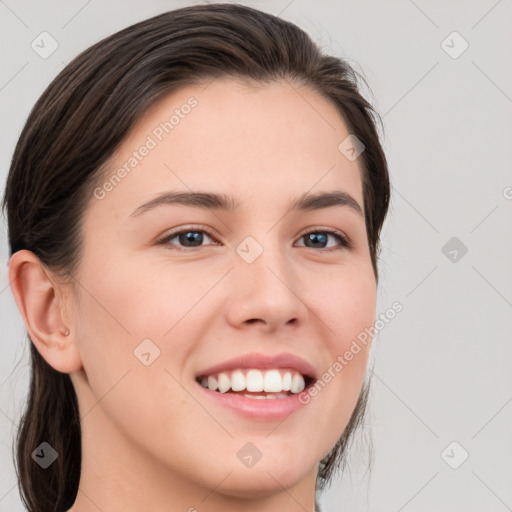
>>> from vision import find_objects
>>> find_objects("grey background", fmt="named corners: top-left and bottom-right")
top-left (1, 0), bottom-right (511, 511)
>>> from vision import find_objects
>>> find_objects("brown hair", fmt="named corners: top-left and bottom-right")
top-left (1, 3), bottom-right (390, 511)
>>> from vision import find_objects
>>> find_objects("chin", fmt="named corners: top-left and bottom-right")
top-left (213, 462), bottom-right (313, 499)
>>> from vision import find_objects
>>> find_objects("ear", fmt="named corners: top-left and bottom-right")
top-left (8, 249), bottom-right (83, 374)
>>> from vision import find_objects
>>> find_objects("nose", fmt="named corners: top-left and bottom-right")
top-left (224, 239), bottom-right (307, 332)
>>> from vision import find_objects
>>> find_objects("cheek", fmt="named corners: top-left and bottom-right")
top-left (304, 266), bottom-right (375, 421)
top-left (76, 257), bottom-right (175, 341)
top-left (90, 256), bottom-right (214, 333)
top-left (71, 262), bottom-right (157, 395)
top-left (310, 264), bottom-right (376, 349)
top-left (73, 269), bottom-right (199, 447)
top-left (73, 256), bottom-right (208, 397)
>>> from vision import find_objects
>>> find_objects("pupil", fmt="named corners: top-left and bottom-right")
top-left (307, 233), bottom-right (326, 248)
top-left (181, 231), bottom-right (202, 246)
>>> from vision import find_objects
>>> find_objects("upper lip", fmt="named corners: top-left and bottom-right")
top-left (195, 352), bottom-right (318, 381)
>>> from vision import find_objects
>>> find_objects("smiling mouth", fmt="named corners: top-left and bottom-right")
top-left (195, 368), bottom-right (315, 399)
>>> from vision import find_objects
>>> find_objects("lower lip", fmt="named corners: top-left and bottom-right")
top-left (195, 381), bottom-right (310, 421)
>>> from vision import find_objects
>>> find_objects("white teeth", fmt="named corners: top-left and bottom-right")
top-left (243, 392), bottom-right (289, 399)
top-left (207, 375), bottom-right (218, 391)
top-left (199, 368), bottom-right (308, 394)
top-left (231, 370), bottom-right (246, 391)
top-left (217, 372), bottom-right (230, 393)
top-left (282, 371), bottom-right (292, 391)
top-left (291, 372), bottom-right (305, 393)
top-left (246, 370), bottom-right (264, 392)
top-left (263, 369), bottom-right (283, 392)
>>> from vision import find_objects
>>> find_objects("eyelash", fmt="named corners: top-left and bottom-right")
top-left (157, 225), bottom-right (352, 253)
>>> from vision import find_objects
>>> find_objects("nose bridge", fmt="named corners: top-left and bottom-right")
top-left (246, 244), bottom-right (289, 293)
top-left (237, 223), bottom-right (288, 279)
top-left (230, 229), bottom-right (303, 324)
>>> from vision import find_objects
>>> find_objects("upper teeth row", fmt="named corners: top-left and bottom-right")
top-left (200, 369), bottom-right (307, 394)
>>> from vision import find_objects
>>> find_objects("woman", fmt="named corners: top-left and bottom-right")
top-left (2, 3), bottom-right (390, 511)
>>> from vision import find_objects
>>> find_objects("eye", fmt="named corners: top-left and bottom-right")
top-left (295, 228), bottom-right (351, 252)
top-left (157, 225), bottom-right (351, 252)
top-left (157, 225), bottom-right (218, 251)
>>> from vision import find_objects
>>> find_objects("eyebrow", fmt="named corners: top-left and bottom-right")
top-left (128, 190), bottom-right (364, 219)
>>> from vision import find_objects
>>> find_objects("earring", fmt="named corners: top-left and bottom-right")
top-left (61, 328), bottom-right (70, 336)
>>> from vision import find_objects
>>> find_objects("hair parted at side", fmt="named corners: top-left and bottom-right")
top-left (1, 3), bottom-right (390, 511)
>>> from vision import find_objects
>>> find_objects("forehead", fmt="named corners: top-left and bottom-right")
top-left (88, 78), bottom-right (364, 222)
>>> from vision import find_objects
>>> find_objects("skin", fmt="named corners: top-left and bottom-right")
top-left (9, 78), bottom-right (376, 512)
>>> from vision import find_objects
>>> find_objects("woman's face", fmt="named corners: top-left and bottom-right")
top-left (69, 78), bottom-right (376, 498)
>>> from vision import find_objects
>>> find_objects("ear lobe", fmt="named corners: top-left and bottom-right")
top-left (8, 249), bottom-right (83, 374)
